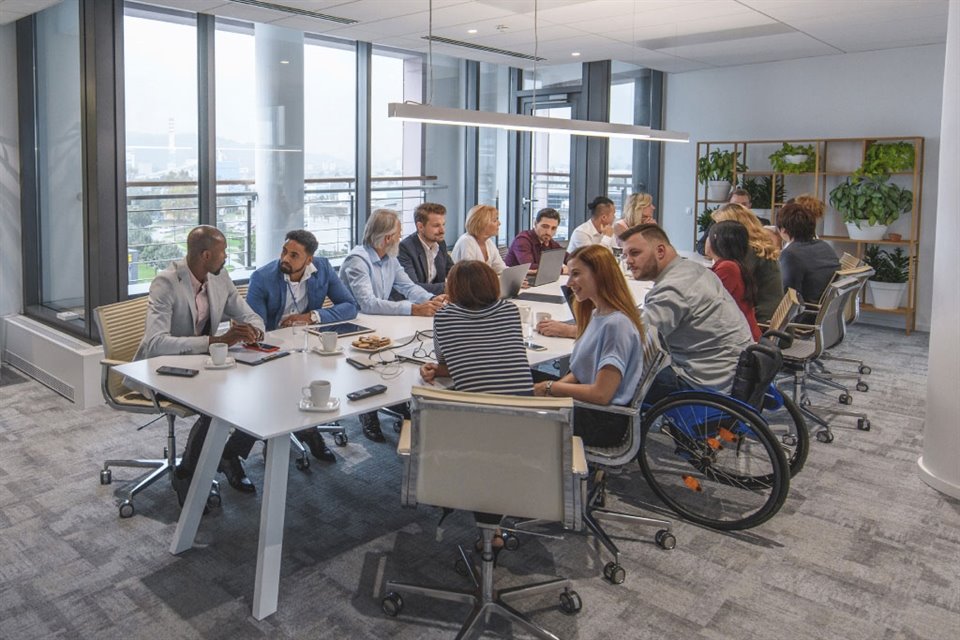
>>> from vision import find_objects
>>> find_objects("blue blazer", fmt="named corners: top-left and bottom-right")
top-left (397, 231), bottom-right (454, 296)
top-left (246, 257), bottom-right (358, 331)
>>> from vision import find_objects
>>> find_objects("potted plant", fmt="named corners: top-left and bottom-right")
top-left (769, 142), bottom-right (816, 174)
top-left (828, 176), bottom-right (913, 241)
top-left (853, 141), bottom-right (916, 180)
top-left (740, 175), bottom-right (785, 211)
top-left (697, 149), bottom-right (742, 201)
top-left (863, 246), bottom-right (909, 309)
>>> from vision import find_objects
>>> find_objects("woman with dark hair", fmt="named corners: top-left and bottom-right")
top-left (777, 202), bottom-right (840, 305)
top-left (706, 220), bottom-right (761, 341)
top-left (419, 261), bottom-right (533, 395)
top-left (531, 245), bottom-right (646, 446)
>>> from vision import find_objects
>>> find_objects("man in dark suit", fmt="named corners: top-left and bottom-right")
top-left (396, 202), bottom-right (454, 295)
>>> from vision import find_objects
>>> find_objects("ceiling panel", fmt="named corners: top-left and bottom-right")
top-left (662, 31), bottom-right (838, 67)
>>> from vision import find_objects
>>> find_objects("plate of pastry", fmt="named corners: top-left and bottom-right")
top-left (350, 335), bottom-right (392, 352)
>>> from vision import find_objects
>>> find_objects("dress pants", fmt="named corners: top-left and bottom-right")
top-left (177, 414), bottom-right (258, 476)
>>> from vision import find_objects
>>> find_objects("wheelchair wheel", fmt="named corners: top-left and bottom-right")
top-left (639, 392), bottom-right (790, 531)
top-left (762, 393), bottom-right (809, 478)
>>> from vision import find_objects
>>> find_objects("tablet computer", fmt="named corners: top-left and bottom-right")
top-left (308, 321), bottom-right (374, 338)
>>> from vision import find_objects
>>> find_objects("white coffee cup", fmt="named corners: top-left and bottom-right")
top-left (209, 342), bottom-right (228, 366)
top-left (320, 331), bottom-right (338, 352)
top-left (302, 380), bottom-right (331, 407)
top-left (535, 311), bottom-right (552, 324)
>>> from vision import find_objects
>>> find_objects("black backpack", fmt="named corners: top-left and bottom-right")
top-left (730, 339), bottom-right (783, 410)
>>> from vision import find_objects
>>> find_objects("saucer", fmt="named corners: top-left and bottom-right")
top-left (299, 397), bottom-right (340, 412)
top-left (311, 346), bottom-right (344, 357)
top-left (203, 357), bottom-right (236, 370)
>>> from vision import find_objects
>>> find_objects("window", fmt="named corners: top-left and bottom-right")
top-left (478, 62), bottom-right (510, 243)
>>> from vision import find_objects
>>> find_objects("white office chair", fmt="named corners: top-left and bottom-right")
top-left (383, 386), bottom-right (588, 640)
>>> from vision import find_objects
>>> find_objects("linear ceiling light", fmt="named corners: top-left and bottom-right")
top-left (388, 103), bottom-right (689, 143)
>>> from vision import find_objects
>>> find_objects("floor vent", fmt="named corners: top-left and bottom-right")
top-left (5, 351), bottom-right (75, 402)
top-left (421, 35), bottom-right (546, 61)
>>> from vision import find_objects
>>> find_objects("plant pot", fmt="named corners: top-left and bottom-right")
top-left (783, 154), bottom-right (808, 164)
top-left (845, 221), bottom-right (887, 241)
top-left (707, 180), bottom-right (731, 202)
top-left (867, 280), bottom-right (906, 310)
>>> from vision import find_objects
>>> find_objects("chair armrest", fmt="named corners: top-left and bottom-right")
top-left (100, 358), bottom-right (127, 368)
top-left (572, 399), bottom-right (636, 417)
top-left (571, 436), bottom-right (588, 476)
top-left (784, 322), bottom-right (817, 332)
top-left (397, 419), bottom-right (411, 456)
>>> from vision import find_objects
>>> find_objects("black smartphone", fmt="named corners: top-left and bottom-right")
top-left (345, 357), bottom-right (374, 370)
top-left (245, 342), bottom-right (280, 353)
top-left (156, 365), bottom-right (199, 377)
top-left (346, 384), bottom-right (388, 401)
top-left (526, 343), bottom-right (548, 352)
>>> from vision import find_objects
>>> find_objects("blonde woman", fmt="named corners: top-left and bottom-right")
top-left (711, 203), bottom-right (783, 324)
top-left (613, 192), bottom-right (656, 238)
top-left (451, 204), bottom-right (507, 274)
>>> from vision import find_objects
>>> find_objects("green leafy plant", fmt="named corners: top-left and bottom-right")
top-left (828, 177), bottom-right (913, 227)
top-left (740, 176), bottom-right (785, 208)
top-left (863, 246), bottom-right (909, 283)
top-left (697, 149), bottom-right (744, 184)
top-left (768, 142), bottom-right (816, 174)
top-left (697, 206), bottom-right (717, 233)
top-left (853, 141), bottom-right (916, 180)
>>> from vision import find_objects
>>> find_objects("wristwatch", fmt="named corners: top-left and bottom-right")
top-left (545, 380), bottom-right (554, 396)
top-left (310, 310), bottom-right (321, 324)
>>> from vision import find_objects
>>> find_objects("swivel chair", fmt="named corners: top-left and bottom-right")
top-left (384, 386), bottom-right (588, 639)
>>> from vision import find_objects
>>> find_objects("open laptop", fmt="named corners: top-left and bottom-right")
top-left (499, 263), bottom-right (531, 299)
top-left (526, 248), bottom-right (565, 287)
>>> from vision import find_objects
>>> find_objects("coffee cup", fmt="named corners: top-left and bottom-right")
top-left (302, 380), bottom-right (331, 407)
top-left (209, 342), bottom-right (228, 366)
top-left (320, 331), bottom-right (338, 352)
top-left (535, 311), bottom-right (552, 325)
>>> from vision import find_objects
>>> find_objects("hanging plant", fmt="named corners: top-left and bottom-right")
top-left (769, 142), bottom-right (816, 174)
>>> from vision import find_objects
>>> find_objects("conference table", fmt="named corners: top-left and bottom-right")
top-left (113, 275), bottom-right (653, 620)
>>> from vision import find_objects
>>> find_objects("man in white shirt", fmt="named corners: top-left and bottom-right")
top-left (566, 195), bottom-right (617, 253)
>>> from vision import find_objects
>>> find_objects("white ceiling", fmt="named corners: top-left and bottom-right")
top-left (1, 0), bottom-right (951, 73)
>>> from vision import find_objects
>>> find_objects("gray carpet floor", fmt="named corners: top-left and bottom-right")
top-left (0, 324), bottom-right (958, 640)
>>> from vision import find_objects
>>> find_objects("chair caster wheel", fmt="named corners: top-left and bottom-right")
top-left (295, 456), bottom-right (310, 471)
top-left (559, 589), bottom-right (582, 614)
top-left (839, 393), bottom-right (852, 405)
top-left (100, 469), bottom-right (112, 485)
top-left (859, 365), bottom-right (871, 375)
top-left (207, 487), bottom-right (222, 508)
top-left (815, 431), bottom-right (834, 444)
top-left (857, 418), bottom-right (871, 431)
top-left (603, 561), bottom-right (626, 584)
top-left (454, 557), bottom-right (470, 577)
top-left (655, 529), bottom-right (676, 550)
top-left (119, 500), bottom-right (135, 518)
top-left (501, 531), bottom-right (520, 551)
top-left (800, 397), bottom-right (812, 407)
top-left (856, 382), bottom-right (869, 392)
top-left (782, 434), bottom-right (798, 447)
top-left (333, 433), bottom-right (348, 447)
top-left (393, 421), bottom-right (402, 433)
top-left (381, 592), bottom-right (403, 617)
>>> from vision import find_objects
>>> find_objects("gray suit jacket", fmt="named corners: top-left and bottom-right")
top-left (135, 260), bottom-right (265, 360)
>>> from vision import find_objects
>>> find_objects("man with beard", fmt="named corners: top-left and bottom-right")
top-left (136, 225), bottom-right (266, 508)
top-left (339, 208), bottom-right (444, 442)
top-left (620, 223), bottom-right (753, 403)
top-left (396, 202), bottom-right (454, 295)
top-left (504, 207), bottom-right (565, 271)
top-left (246, 229), bottom-right (358, 462)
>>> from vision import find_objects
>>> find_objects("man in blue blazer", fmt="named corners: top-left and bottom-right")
top-left (396, 202), bottom-right (454, 295)
top-left (247, 229), bottom-right (359, 461)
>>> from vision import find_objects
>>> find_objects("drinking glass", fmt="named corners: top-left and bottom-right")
top-left (518, 306), bottom-right (534, 347)
top-left (291, 320), bottom-right (309, 352)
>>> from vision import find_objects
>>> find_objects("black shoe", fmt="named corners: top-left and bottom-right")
top-left (218, 456), bottom-right (256, 493)
top-left (301, 430), bottom-right (336, 462)
top-left (360, 412), bottom-right (385, 443)
top-left (172, 469), bottom-right (210, 514)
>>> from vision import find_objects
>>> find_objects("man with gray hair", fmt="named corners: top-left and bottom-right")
top-left (340, 208), bottom-right (444, 441)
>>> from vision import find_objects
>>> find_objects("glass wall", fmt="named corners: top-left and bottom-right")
top-left (478, 61), bottom-right (510, 243)
top-left (124, 6), bottom-right (198, 293)
top-left (608, 61), bottom-right (645, 212)
top-left (34, 0), bottom-right (85, 318)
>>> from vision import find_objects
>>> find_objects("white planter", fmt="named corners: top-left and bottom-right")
top-left (867, 280), bottom-right (906, 310)
top-left (783, 154), bottom-right (808, 164)
top-left (845, 221), bottom-right (888, 241)
top-left (706, 180), bottom-right (731, 201)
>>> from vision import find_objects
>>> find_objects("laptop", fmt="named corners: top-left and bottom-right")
top-left (526, 248), bottom-right (565, 287)
top-left (499, 263), bottom-right (532, 299)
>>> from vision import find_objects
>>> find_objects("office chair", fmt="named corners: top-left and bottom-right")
top-left (95, 297), bottom-right (218, 518)
top-left (383, 386), bottom-right (588, 639)
top-left (809, 265), bottom-right (876, 391)
top-left (778, 277), bottom-right (868, 442)
top-left (573, 326), bottom-right (675, 585)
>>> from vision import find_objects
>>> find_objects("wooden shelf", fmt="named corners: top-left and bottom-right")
top-left (820, 235), bottom-right (914, 245)
top-left (860, 304), bottom-right (910, 315)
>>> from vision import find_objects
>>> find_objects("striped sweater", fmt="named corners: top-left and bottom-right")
top-left (433, 300), bottom-right (533, 395)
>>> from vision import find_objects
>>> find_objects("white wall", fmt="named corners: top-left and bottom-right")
top-left (662, 44), bottom-right (946, 331)
top-left (0, 23), bottom-right (22, 354)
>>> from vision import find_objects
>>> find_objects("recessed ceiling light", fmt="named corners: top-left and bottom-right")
top-left (571, 52), bottom-right (581, 57)
top-left (280, 59), bottom-right (289, 64)
top-left (467, 29), bottom-right (478, 34)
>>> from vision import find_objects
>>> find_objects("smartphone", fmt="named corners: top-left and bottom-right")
top-left (345, 357), bottom-right (374, 370)
top-left (527, 343), bottom-right (548, 352)
top-left (156, 365), bottom-right (199, 377)
top-left (245, 342), bottom-right (280, 353)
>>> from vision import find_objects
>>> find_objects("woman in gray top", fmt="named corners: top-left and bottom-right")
top-left (777, 203), bottom-right (840, 305)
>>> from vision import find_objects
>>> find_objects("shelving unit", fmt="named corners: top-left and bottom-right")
top-left (694, 136), bottom-right (924, 334)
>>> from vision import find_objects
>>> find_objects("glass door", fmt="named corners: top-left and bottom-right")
top-left (519, 99), bottom-right (575, 241)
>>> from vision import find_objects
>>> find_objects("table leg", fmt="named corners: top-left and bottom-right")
top-left (252, 433), bottom-right (291, 620)
top-left (170, 417), bottom-right (230, 555)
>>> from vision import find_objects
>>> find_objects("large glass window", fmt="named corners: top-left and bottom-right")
top-left (478, 61), bottom-right (510, 243)
top-left (609, 61), bottom-right (646, 212)
top-left (124, 7), bottom-right (198, 294)
top-left (33, 0), bottom-right (84, 319)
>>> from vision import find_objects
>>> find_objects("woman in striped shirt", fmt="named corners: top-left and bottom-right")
top-left (420, 261), bottom-right (533, 395)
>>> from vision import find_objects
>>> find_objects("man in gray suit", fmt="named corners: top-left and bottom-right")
top-left (137, 225), bottom-right (265, 507)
